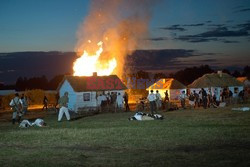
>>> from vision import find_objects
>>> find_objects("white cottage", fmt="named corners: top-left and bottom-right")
top-left (188, 72), bottom-right (243, 97)
top-left (57, 75), bottom-right (127, 112)
top-left (146, 78), bottom-right (186, 100)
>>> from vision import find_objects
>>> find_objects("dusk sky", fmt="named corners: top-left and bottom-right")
top-left (0, 0), bottom-right (250, 84)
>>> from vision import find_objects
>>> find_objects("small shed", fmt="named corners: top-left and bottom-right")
top-left (146, 78), bottom-right (186, 100)
top-left (57, 75), bottom-right (127, 112)
top-left (188, 72), bottom-right (243, 97)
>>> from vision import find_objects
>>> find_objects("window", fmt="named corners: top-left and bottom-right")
top-left (83, 93), bottom-right (90, 101)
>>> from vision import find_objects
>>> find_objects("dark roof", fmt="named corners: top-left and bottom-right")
top-left (147, 78), bottom-right (186, 90)
top-left (57, 75), bottom-right (127, 92)
top-left (188, 73), bottom-right (243, 88)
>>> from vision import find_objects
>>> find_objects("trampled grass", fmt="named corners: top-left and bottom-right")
top-left (0, 106), bottom-right (250, 167)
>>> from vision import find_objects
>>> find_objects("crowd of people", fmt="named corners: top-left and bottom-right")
top-left (9, 91), bottom-right (131, 125)
top-left (8, 88), bottom-right (249, 125)
top-left (184, 88), bottom-right (249, 109)
top-left (96, 92), bottom-right (130, 113)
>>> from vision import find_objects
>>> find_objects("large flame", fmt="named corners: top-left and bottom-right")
top-left (73, 41), bottom-right (117, 76)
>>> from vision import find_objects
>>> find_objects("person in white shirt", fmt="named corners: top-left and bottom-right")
top-left (9, 93), bottom-right (22, 124)
top-left (116, 93), bottom-right (124, 112)
top-left (179, 91), bottom-right (187, 109)
top-left (147, 90), bottom-right (157, 115)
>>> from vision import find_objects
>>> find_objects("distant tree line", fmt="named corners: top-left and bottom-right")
top-left (125, 65), bottom-right (250, 86)
top-left (0, 75), bottom-right (64, 91)
top-left (0, 65), bottom-right (250, 91)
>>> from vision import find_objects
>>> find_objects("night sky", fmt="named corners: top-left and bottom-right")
top-left (0, 0), bottom-right (250, 84)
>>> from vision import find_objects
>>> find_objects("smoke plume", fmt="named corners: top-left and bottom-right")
top-left (75, 0), bottom-right (159, 77)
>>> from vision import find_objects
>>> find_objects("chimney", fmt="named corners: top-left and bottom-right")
top-left (93, 72), bottom-right (97, 77)
top-left (217, 71), bottom-right (222, 77)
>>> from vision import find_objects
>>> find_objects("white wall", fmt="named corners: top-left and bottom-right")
top-left (59, 80), bottom-right (77, 111)
top-left (75, 91), bottom-right (97, 110)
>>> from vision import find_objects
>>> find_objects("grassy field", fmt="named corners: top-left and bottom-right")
top-left (0, 105), bottom-right (250, 167)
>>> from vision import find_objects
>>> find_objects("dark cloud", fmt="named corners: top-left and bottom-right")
top-left (125, 49), bottom-right (220, 72)
top-left (0, 52), bottom-right (77, 84)
top-left (198, 27), bottom-right (248, 37)
top-left (206, 20), bottom-right (212, 23)
top-left (221, 39), bottom-right (239, 43)
top-left (234, 8), bottom-right (250, 13)
top-left (236, 22), bottom-right (250, 31)
top-left (175, 26), bottom-right (249, 43)
top-left (182, 23), bottom-right (204, 27)
top-left (159, 25), bottom-right (186, 31)
top-left (199, 59), bottom-right (217, 62)
top-left (207, 24), bottom-right (225, 27)
top-left (175, 36), bottom-right (218, 43)
top-left (146, 37), bottom-right (168, 41)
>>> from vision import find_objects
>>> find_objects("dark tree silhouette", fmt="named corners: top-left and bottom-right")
top-left (232, 70), bottom-right (241, 78)
top-left (222, 69), bottom-right (231, 75)
top-left (173, 65), bottom-right (214, 85)
top-left (243, 66), bottom-right (250, 79)
top-left (48, 75), bottom-right (64, 90)
top-left (153, 73), bottom-right (166, 80)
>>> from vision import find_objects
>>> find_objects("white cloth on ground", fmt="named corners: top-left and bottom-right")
top-left (19, 120), bottom-right (32, 128)
top-left (32, 118), bottom-right (45, 127)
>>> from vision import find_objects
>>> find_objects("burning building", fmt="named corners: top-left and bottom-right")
top-left (57, 74), bottom-right (127, 112)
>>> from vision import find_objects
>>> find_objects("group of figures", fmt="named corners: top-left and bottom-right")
top-left (9, 91), bottom-right (131, 125)
top-left (180, 88), bottom-right (249, 109)
top-left (96, 92), bottom-right (130, 112)
top-left (9, 92), bottom-right (71, 124)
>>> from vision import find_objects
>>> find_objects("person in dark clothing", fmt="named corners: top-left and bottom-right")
top-left (201, 88), bottom-right (208, 109)
top-left (42, 96), bottom-right (48, 110)
top-left (123, 92), bottom-right (130, 112)
top-left (193, 90), bottom-right (199, 108)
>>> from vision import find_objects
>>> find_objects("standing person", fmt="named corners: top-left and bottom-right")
top-left (179, 91), bottom-right (187, 109)
top-left (9, 93), bottom-right (22, 124)
top-left (20, 94), bottom-right (28, 115)
top-left (193, 90), bottom-right (199, 108)
top-left (164, 90), bottom-right (169, 111)
top-left (97, 94), bottom-right (103, 112)
top-left (155, 90), bottom-right (162, 111)
top-left (214, 88), bottom-right (221, 106)
top-left (58, 92), bottom-right (70, 122)
top-left (201, 88), bottom-right (208, 109)
top-left (42, 95), bottom-right (48, 110)
top-left (147, 90), bottom-right (156, 115)
top-left (188, 92), bottom-right (195, 109)
top-left (105, 92), bottom-right (111, 112)
top-left (116, 93), bottom-right (124, 112)
top-left (110, 92), bottom-right (117, 112)
top-left (123, 92), bottom-right (130, 112)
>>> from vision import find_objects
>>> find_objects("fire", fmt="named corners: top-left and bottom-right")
top-left (73, 41), bottom-right (117, 76)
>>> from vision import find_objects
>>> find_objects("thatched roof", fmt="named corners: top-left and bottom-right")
top-left (147, 78), bottom-right (186, 90)
top-left (188, 73), bottom-right (243, 88)
top-left (57, 75), bottom-right (127, 92)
